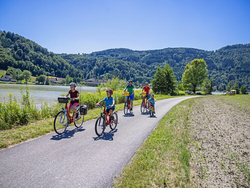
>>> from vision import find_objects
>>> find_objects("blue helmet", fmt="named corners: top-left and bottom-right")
top-left (70, 82), bottom-right (76, 87)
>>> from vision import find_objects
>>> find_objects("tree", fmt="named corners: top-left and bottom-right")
top-left (232, 81), bottom-right (240, 94)
top-left (182, 59), bottom-right (208, 94)
top-left (97, 77), bottom-right (127, 91)
top-left (177, 82), bottom-right (185, 91)
top-left (202, 77), bottom-right (214, 94)
top-left (36, 75), bottom-right (46, 84)
top-left (45, 77), bottom-right (50, 85)
top-left (151, 63), bottom-right (176, 94)
top-left (241, 85), bottom-right (247, 94)
top-left (226, 81), bottom-right (232, 91)
top-left (218, 85), bottom-right (223, 91)
top-left (22, 70), bottom-right (31, 84)
top-left (65, 75), bottom-right (70, 84)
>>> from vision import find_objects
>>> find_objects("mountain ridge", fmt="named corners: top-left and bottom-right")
top-left (0, 30), bottom-right (249, 90)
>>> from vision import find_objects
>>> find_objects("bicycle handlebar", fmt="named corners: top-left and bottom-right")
top-left (96, 104), bottom-right (112, 108)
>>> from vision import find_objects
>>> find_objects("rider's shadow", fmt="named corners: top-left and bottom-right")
top-left (123, 113), bottom-right (135, 117)
top-left (50, 127), bottom-right (85, 140)
top-left (148, 114), bottom-right (157, 118)
top-left (93, 129), bottom-right (118, 141)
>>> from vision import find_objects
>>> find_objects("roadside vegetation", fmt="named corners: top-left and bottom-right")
top-left (114, 98), bottom-right (195, 187)
top-left (0, 86), bottom-right (181, 149)
top-left (113, 95), bottom-right (250, 187)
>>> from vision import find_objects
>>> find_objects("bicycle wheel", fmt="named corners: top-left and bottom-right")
top-left (150, 107), bottom-right (153, 117)
top-left (110, 112), bottom-right (118, 130)
top-left (95, 116), bottom-right (105, 137)
top-left (124, 101), bottom-right (128, 115)
top-left (141, 101), bottom-right (146, 114)
top-left (74, 109), bottom-right (84, 128)
top-left (54, 111), bottom-right (68, 135)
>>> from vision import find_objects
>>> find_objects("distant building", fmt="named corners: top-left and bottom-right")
top-left (85, 78), bottom-right (107, 86)
top-left (1, 75), bottom-right (16, 82)
top-left (49, 77), bottom-right (64, 84)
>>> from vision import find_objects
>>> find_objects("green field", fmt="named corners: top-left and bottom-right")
top-left (114, 95), bottom-right (250, 187)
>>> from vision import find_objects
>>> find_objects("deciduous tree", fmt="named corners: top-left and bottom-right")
top-left (182, 59), bottom-right (208, 94)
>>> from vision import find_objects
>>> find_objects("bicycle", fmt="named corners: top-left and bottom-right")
top-left (95, 105), bottom-right (118, 137)
top-left (140, 91), bottom-right (148, 114)
top-left (148, 102), bottom-right (155, 117)
top-left (123, 91), bottom-right (131, 115)
top-left (54, 97), bottom-right (86, 135)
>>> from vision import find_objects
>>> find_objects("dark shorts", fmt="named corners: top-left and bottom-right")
top-left (106, 107), bottom-right (115, 113)
top-left (146, 94), bottom-right (150, 99)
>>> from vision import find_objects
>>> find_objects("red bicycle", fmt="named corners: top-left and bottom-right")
top-left (54, 97), bottom-right (87, 135)
top-left (95, 105), bottom-right (118, 137)
top-left (123, 92), bottom-right (132, 115)
top-left (140, 92), bottom-right (148, 114)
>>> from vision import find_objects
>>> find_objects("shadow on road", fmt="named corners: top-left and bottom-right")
top-left (50, 127), bottom-right (85, 141)
top-left (148, 115), bottom-right (157, 118)
top-left (93, 129), bottom-right (118, 141)
top-left (123, 113), bottom-right (135, 117)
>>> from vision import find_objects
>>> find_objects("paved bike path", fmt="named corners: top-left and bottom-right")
top-left (0, 96), bottom-right (195, 188)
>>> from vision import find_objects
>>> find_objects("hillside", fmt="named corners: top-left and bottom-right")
top-left (0, 30), bottom-right (249, 90)
top-left (87, 45), bottom-right (250, 89)
top-left (0, 30), bottom-right (83, 80)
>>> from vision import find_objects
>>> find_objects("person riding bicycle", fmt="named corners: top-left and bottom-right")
top-left (148, 94), bottom-right (156, 113)
top-left (141, 82), bottom-right (150, 99)
top-left (123, 80), bottom-right (135, 112)
top-left (96, 89), bottom-right (115, 120)
top-left (66, 82), bottom-right (80, 119)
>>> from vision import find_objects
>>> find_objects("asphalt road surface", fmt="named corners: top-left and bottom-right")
top-left (0, 96), bottom-right (195, 188)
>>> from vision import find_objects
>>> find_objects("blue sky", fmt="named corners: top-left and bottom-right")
top-left (0, 0), bottom-right (250, 53)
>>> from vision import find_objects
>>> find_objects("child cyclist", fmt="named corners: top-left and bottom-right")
top-left (148, 94), bottom-right (156, 114)
top-left (66, 82), bottom-right (80, 119)
top-left (123, 80), bottom-right (135, 112)
top-left (96, 89), bottom-right (115, 120)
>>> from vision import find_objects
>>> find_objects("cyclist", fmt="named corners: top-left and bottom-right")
top-left (66, 82), bottom-right (80, 119)
top-left (96, 89), bottom-right (115, 120)
top-left (141, 82), bottom-right (150, 105)
top-left (148, 94), bottom-right (156, 114)
top-left (124, 80), bottom-right (135, 112)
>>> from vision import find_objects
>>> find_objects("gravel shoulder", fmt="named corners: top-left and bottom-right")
top-left (189, 95), bottom-right (250, 187)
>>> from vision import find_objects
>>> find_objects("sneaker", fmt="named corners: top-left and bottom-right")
top-left (75, 113), bottom-right (79, 119)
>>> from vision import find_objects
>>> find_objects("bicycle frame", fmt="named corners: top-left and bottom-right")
top-left (61, 103), bottom-right (76, 123)
top-left (101, 106), bottom-right (113, 126)
top-left (142, 95), bottom-right (147, 108)
top-left (126, 96), bottom-right (131, 109)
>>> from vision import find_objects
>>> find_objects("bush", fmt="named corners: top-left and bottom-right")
top-left (0, 88), bottom-right (61, 130)
top-left (79, 89), bottom-right (141, 109)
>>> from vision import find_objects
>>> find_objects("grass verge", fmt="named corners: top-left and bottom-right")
top-left (113, 98), bottom-right (195, 188)
top-left (0, 94), bottom-right (181, 150)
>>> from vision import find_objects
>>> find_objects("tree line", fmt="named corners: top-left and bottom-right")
top-left (1, 30), bottom-right (249, 91)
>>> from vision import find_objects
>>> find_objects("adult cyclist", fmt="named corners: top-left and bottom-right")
top-left (141, 82), bottom-right (150, 107)
top-left (123, 80), bottom-right (135, 112)
top-left (141, 82), bottom-right (150, 99)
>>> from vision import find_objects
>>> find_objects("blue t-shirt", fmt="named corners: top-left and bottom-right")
top-left (148, 98), bottom-right (155, 105)
top-left (103, 97), bottom-right (115, 109)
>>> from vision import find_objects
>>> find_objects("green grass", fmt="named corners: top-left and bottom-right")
top-left (0, 93), bottom-right (179, 150)
top-left (113, 98), bottom-right (195, 188)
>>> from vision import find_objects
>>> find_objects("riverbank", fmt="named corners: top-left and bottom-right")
top-left (0, 94), bottom-right (180, 150)
top-left (113, 95), bottom-right (250, 187)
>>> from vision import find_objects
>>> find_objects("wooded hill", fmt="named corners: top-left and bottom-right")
top-left (0, 30), bottom-right (249, 90)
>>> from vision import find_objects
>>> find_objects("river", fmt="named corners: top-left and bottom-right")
top-left (0, 84), bottom-right (96, 107)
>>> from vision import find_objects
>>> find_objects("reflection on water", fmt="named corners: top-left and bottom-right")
top-left (0, 84), bottom-right (96, 107)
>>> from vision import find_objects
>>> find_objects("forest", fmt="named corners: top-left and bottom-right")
top-left (0, 30), bottom-right (249, 90)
